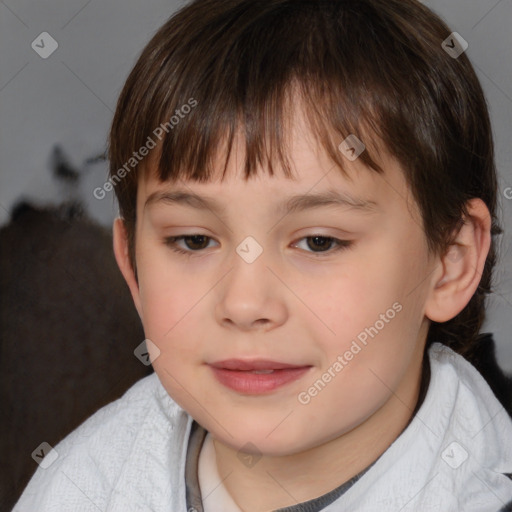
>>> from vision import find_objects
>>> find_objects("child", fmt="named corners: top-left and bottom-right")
top-left (14, 0), bottom-right (512, 510)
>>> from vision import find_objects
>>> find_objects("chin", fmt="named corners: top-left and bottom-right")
top-left (209, 417), bottom-right (319, 456)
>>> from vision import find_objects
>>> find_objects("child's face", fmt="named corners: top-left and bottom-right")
top-left (122, 115), bottom-right (439, 456)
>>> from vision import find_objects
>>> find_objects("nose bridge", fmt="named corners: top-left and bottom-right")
top-left (224, 234), bottom-right (272, 303)
top-left (215, 234), bottom-right (287, 330)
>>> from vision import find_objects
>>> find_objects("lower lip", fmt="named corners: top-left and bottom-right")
top-left (210, 366), bottom-right (311, 394)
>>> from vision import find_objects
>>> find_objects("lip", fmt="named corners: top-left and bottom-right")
top-left (210, 359), bottom-right (307, 371)
top-left (208, 359), bottom-right (312, 394)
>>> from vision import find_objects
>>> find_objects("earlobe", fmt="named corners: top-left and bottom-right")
top-left (424, 198), bottom-right (491, 323)
top-left (113, 218), bottom-right (143, 319)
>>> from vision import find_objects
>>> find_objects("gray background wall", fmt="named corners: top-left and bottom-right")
top-left (1, 0), bottom-right (511, 369)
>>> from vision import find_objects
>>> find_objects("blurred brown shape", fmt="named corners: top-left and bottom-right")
top-left (0, 201), bottom-right (151, 510)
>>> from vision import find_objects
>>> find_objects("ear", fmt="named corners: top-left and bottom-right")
top-left (424, 198), bottom-right (492, 323)
top-left (113, 217), bottom-right (143, 319)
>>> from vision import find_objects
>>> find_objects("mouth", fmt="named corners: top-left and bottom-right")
top-left (208, 359), bottom-right (312, 394)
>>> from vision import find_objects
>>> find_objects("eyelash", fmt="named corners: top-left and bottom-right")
top-left (163, 234), bottom-right (353, 258)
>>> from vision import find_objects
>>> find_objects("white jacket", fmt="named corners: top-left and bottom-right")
top-left (13, 343), bottom-right (512, 511)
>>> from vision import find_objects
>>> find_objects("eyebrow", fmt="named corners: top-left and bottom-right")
top-left (144, 189), bottom-right (379, 215)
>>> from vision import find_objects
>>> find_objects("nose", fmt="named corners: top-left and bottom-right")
top-left (215, 249), bottom-right (288, 332)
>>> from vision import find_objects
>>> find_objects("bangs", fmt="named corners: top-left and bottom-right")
top-left (155, 75), bottom-right (386, 185)
top-left (112, 0), bottom-right (457, 190)
top-left (151, 0), bottom-right (397, 183)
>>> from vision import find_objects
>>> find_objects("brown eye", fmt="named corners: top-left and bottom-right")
top-left (294, 235), bottom-right (353, 255)
top-left (164, 234), bottom-right (216, 256)
top-left (306, 236), bottom-right (336, 252)
top-left (181, 235), bottom-right (210, 250)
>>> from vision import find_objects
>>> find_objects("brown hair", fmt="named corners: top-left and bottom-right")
top-left (108, 0), bottom-right (503, 360)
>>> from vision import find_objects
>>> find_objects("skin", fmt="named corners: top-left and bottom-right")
top-left (113, 108), bottom-right (491, 511)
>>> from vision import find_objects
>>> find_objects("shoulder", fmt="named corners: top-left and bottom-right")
top-left (13, 373), bottom-right (192, 511)
top-left (427, 342), bottom-right (512, 471)
top-left (50, 372), bottom-right (183, 456)
top-left (461, 332), bottom-right (512, 418)
top-left (427, 340), bottom-right (506, 416)
top-left (429, 335), bottom-right (512, 418)
top-left (333, 342), bottom-right (512, 511)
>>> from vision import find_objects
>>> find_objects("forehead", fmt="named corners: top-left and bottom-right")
top-left (138, 109), bottom-right (419, 225)
top-left (140, 157), bottom-right (419, 237)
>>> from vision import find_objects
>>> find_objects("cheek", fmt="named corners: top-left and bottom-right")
top-left (302, 260), bottom-right (399, 344)
top-left (135, 252), bottom-right (206, 355)
top-left (306, 251), bottom-right (423, 381)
